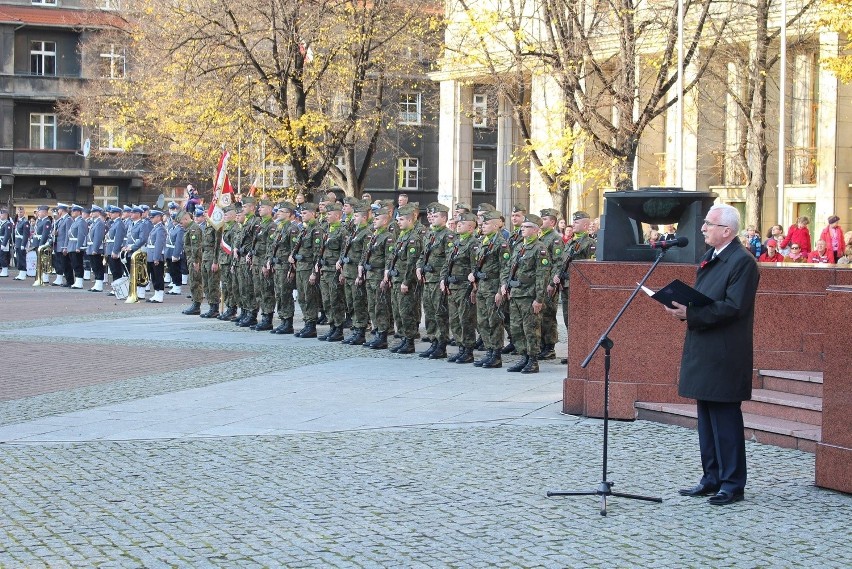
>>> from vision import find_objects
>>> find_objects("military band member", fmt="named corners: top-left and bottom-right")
top-left (501, 214), bottom-right (550, 374)
top-left (166, 206), bottom-right (186, 295)
top-left (105, 206), bottom-right (127, 295)
top-left (268, 202), bottom-right (296, 333)
top-left (361, 207), bottom-right (396, 349)
top-left (145, 210), bottom-right (167, 303)
top-left (13, 207), bottom-right (30, 280)
top-left (216, 206), bottom-right (239, 319)
top-left (316, 202), bottom-right (346, 341)
top-left (250, 200), bottom-right (276, 331)
top-left (52, 203), bottom-right (72, 286)
top-left (536, 208), bottom-right (563, 360)
top-left (67, 205), bottom-right (88, 289)
top-left (164, 202), bottom-right (181, 286)
top-left (235, 196), bottom-right (258, 327)
top-left (31, 205), bottom-right (53, 285)
top-left (180, 210), bottom-right (204, 315)
top-left (470, 210), bottom-right (510, 368)
top-left (200, 211), bottom-right (222, 319)
top-left (385, 204), bottom-right (422, 353)
top-left (290, 202), bottom-right (322, 338)
top-left (339, 202), bottom-right (371, 345)
top-left (86, 206), bottom-right (107, 292)
top-left (417, 202), bottom-right (454, 359)
top-left (0, 209), bottom-right (11, 278)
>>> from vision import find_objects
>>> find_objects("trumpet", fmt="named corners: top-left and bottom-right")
top-left (125, 249), bottom-right (149, 303)
top-left (32, 244), bottom-right (53, 287)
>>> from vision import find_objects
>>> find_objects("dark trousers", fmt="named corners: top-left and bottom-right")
top-left (16, 247), bottom-right (27, 270)
top-left (69, 251), bottom-right (84, 278)
top-left (89, 254), bottom-right (105, 280)
top-left (696, 400), bottom-right (747, 494)
top-left (62, 252), bottom-right (74, 282)
top-left (108, 255), bottom-right (125, 280)
top-left (148, 261), bottom-right (165, 291)
top-left (167, 259), bottom-right (182, 285)
top-left (0, 249), bottom-right (9, 268)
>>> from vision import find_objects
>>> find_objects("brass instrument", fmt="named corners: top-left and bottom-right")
top-left (32, 244), bottom-right (53, 287)
top-left (125, 249), bottom-right (150, 303)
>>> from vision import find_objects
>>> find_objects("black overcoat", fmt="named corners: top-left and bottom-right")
top-left (678, 240), bottom-right (760, 402)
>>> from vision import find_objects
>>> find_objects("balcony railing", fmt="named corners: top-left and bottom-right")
top-left (786, 146), bottom-right (817, 185)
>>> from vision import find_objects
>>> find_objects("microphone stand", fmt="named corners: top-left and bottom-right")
top-left (547, 247), bottom-right (670, 515)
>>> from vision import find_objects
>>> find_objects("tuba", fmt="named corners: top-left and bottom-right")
top-left (32, 244), bottom-right (54, 287)
top-left (125, 249), bottom-right (150, 303)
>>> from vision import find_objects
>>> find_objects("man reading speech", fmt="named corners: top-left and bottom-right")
top-left (665, 204), bottom-right (759, 506)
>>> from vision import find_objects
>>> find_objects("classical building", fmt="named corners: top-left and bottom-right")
top-left (0, 0), bottom-right (148, 212)
top-left (434, 0), bottom-right (852, 232)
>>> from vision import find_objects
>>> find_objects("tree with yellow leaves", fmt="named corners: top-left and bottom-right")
top-left (820, 0), bottom-right (852, 82)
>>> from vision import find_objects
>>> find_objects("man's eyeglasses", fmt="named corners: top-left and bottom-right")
top-left (702, 220), bottom-right (728, 229)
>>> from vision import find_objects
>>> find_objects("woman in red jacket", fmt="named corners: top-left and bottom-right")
top-left (780, 216), bottom-right (812, 253)
top-left (819, 215), bottom-right (844, 263)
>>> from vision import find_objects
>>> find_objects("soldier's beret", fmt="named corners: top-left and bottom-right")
top-left (482, 210), bottom-right (503, 222)
top-left (222, 205), bottom-right (235, 213)
top-left (326, 202), bottom-right (342, 212)
top-left (512, 203), bottom-right (527, 213)
top-left (300, 202), bottom-right (318, 212)
top-left (524, 214), bottom-right (543, 227)
top-left (354, 203), bottom-right (371, 214)
top-left (374, 207), bottom-right (391, 216)
top-left (455, 203), bottom-right (472, 213)
top-left (279, 201), bottom-right (296, 211)
top-left (427, 203), bottom-right (450, 214)
top-left (381, 199), bottom-right (395, 208)
top-left (242, 196), bottom-right (256, 205)
top-left (540, 208), bottom-right (560, 219)
top-left (457, 213), bottom-right (478, 222)
top-left (572, 211), bottom-right (590, 221)
top-left (258, 199), bottom-right (273, 207)
top-left (397, 204), bottom-right (417, 217)
top-left (477, 203), bottom-right (496, 213)
top-left (343, 196), bottom-right (360, 206)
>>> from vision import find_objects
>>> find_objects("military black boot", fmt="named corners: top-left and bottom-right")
top-left (181, 302), bottom-right (201, 315)
top-left (455, 347), bottom-right (474, 364)
top-left (327, 325), bottom-right (344, 342)
top-left (521, 356), bottom-right (540, 374)
top-left (446, 347), bottom-right (461, 363)
top-left (474, 336), bottom-right (485, 351)
top-left (501, 342), bottom-right (516, 355)
top-left (200, 303), bottom-right (219, 319)
top-left (222, 306), bottom-right (237, 320)
top-left (318, 325), bottom-right (334, 341)
top-left (368, 331), bottom-right (388, 349)
top-left (507, 354), bottom-right (529, 373)
top-left (419, 341), bottom-right (438, 358)
top-left (317, 311), bottom-right (328, 325)
top-left (474, 349), bottom-right (493, 367)
top-left (254, 313), bottom-right (273, 331)
top-left (482, 352), bottom-right (502, 369)
top-left (271, 319), bottom-right (288, 334)
top-left (428, 342), bottom-right (447, 359)
top-left (397, 338), bottom-right (415, 354)
top-left (296, 321), bottom-right (317, 338)
top-left (234, 309), bottom-right (246, 325)
top-left (240, 311), bottom-right (258, 328)
top-left (281, 317), bottom-right (294, 334)
top-left (389, 337), bottom-right (406, 353)
top-left (537, 343), bottom-right (556, 360)
top-left (349, 328), bottom-right (366, 345)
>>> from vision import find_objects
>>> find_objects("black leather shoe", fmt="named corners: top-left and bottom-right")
top-left (455, 348), bottom-right (474, 364)
top-left (507, 355), bottom-right (529, 373)
top-left (707, 491), bottom-right (744, 505)
top-left (678, 484), bottom-right (720, 497)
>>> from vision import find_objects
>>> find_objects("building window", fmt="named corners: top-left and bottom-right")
top-left (397, 157), bottom-right (419, 190)
top-left (93, 186), bottom-right (119, 209)
top-left (30, 41), bottom-right (57, 76)
top-left (100, 0), bottom-right (122, 9)
top-left (99, 44), bottom-right (126, 79)
top-left (30, 113), bottom-right (57, 150)
top-left (264, 161), bottom-right (294, 188)
top-left (473, 94), bottom-right (488, 128)
top-left (98, 123), bottom-right (127, 151)
top-left (399, 92), bottom-right (421, 125)
top-left (472, 159), bottom-right (486, 192)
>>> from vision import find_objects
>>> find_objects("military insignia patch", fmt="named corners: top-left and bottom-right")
top-left (503, 252), bottom-right (510, 259)
top-left (409, 247), bottom-right (416, 253)
top-left (555, 248), bottom-right (562, 255)
top-left (315, 238), bottom-right (321, 244)
top-left (541, 258), bottom-right (549, 265)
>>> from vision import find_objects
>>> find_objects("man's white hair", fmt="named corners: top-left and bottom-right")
top-left (708, 204), bottom-right (741, 234)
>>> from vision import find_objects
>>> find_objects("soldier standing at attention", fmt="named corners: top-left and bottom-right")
top-left (501, 214), bottom-right (550, 374)
top-left (165, 206), bottom-right (186, 296)
top-left (0, 208), bottom-right (12, 278)
top-left (235, 196), bottom-right (259, 328)
top-left (362, 207), bottom-right (396, 349)
top-left (181, 210), bottom-right (204, 315)
top-left (67, 205), bottom-right (88, 289)
top-left (250, 200), bottom-right (276, 331)
top-left (440, 213), bottom-right (478, 364)
top-left (145, 210), bottom-right (167, 303)
top-left (105, 206), bottom-right (125, 294)
top-left (216, 206), bottom-right (238, 319)
top-left (52, 204), bottom-right (72, 286)
top-left (316, 202), bottom-right (347, 342)
top-left (291, 203), bottom-right (322, 338)
top-left (339, 202), bottom-right (372, 345)
top-left (268, 202), bottom-right (296, 334)
top-left (417, 203), bottom-right (453, 360)
top-left (85, 206), bottom-right (106, 292)
top-left (553, 211), bottom-right (596, 364)
top-left (536, 208), bottom-right (563, 361)
top-left (199, 211), bottom-right (222, 319)
top-left (385, 204), bottom-right (423, 354)
top-left (12, 206), bottom-right (30, 280)
top-left (470, 210), bottom-right (510, 368)
top-left (31, 205), bottom-right (53, 285)
top-left (227, 206), bottom-right (246, 320)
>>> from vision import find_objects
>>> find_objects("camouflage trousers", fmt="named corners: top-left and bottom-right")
top-left (343, 275), bottom-right (368, 329)
top-left (391, 283), bottom-right (421, 338)
top-left (476, 285), bottom-right (504, 351)
top-left (236, 261), bottom-right (256, 311)
top-left (561, 285), bottom-right (570, 333)
top-left (540, 293), bottom-right (559, 346)
top-left (319, 270), bottom-right (345, 326)
top-left (274, 264), bottom-right (295, 320)
top-left (202, 261), bottom-right (220, 305)
top-left (447, 286), bottom-right (476, 349)
top-left (219, 263), bottom-right (237, 308)
top-left (253, 265), bottom-right (275, 314)
top-left (189, 261), bottom-right (203, 303)
top-left (295, 269), bottom-right (320, 324)
top-left (366, 277), bottom-right (392, 333)
top-left (422, 281), bottom-right (449, 342)
top-left (508, 294), bottom-right (541, 356)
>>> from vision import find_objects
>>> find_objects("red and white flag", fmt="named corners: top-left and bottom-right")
top-left (206, 149), bottom-right (234, 229)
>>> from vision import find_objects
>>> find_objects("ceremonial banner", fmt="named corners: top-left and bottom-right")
top-left (206, 149), bottom-right (234, 229)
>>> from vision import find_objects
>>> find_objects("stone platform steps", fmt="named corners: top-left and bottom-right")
top-left (635, 370), bottom-right (822, 453)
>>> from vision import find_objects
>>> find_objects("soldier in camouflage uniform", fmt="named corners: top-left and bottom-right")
top-left (339, 202), bottom-right (371, 345)
top-left (469, 210), bottom-right (510, 368)
top-left (416, 203), bottom-right (454, 359)
top-left (361, 207), bottom-right (396, 349)
top-left (180, 211), bottom-right (204, 315)
top-left (535, 208), bottom-right (563, 360)
top-left (268, 203), bottom-right (296, 334)
top-left (500, 203), bottom-right (527, 355)
top-left (553, 211), bottom-right (597, 364)
top-left (216, 206), bottom-right (239, 321)
top-left (316, 203), bottom-right (346, 342)
top-left (249, 200), bottom-right (276, 331)
top-left (290, 203), bottom-right (322, 338)
top-left (235, 196), bottom-right (258, 328)
top-left (500, 214), bottom-right (550, 374)
top-left (385, 204), bottom-right (423, 354)
top-left (440, 213), bottom-right (478, 364)
top-left (199, 211), bottom-right (222, 319)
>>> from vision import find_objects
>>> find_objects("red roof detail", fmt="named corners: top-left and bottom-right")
top-left (0, 6), bottom-right (125, 29)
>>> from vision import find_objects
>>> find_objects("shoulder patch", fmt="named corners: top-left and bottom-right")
top-left (502, 252), bottom-right (510, 260)
top-left (541, 258), bottom-right (549, 266)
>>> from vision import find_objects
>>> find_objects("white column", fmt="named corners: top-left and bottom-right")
top-left (817, 33), bottom-right (839, 220)
top-left (438, 80), bottom-right (472, 209)
top-left (496, 94), bottom-right (519, 215)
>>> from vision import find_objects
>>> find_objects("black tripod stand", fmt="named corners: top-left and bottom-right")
top-left (547, 249), bottom-right (668, 515)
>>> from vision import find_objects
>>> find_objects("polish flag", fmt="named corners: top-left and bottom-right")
top-left (207, 149), bottom-right (234, 229)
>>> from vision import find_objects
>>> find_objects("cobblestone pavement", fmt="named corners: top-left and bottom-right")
top-left (0, 281), bottom-right (849, 567)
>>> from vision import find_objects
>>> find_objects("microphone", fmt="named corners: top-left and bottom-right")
top-left (650, 236), bottom-right (689, 250)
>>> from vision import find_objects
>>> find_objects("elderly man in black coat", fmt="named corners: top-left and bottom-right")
top-left (665, 203), bottom-right (760, 506)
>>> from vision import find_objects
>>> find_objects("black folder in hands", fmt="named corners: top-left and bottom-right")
top-left (640, 279), bottom-right (714, 309)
